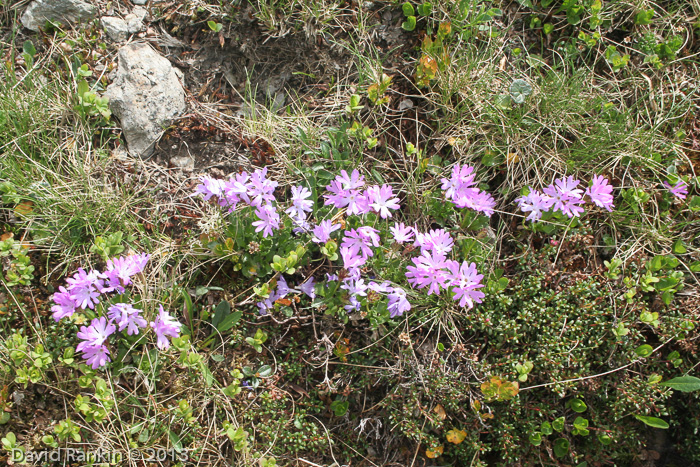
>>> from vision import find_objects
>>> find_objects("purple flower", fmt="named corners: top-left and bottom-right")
top-left (286, 185), bottom-right (314, 219)
top-left (82, 345), bottom-right (111, 369)
top-left (326, 273), bottom-right (339, 282)
top-left (367, 184), bottom-right (400, 218)
top-left (337, 169), bottom-right (365, 190)
top-left (585, 175), bottom-right (614, 211)
top-left (150, 306), bottom-right (182, 350)
top-left (51, 286), bottom-right (76, 322)
top-left (418, 229), bottom-right (454, 256)
top-left (390, 222), bottom-right (414, 244)
top-left (195, 176), bottom-right (226, 201)
top-left (66, 268), bottom-right (103, 310)
top-left (107, 303), bottom-right (147, 335)
top-left (368, 281), bottom-right (391, 293)
top-left (454, 189), bottom-right (497, 216)
top-left (299, 278), bottom-right (316, 300)
top-left (252, 204), bottom-right (280, 238)
top-left (311, 220), bottom-right (341, 243)
top-left (102, 253), bottom-right (150, 293)
top-left (341, 246), bottom-right (366, 269)
top-left (441, 164), bottom-right (496, 216)
top-left (76, 317), bottom-right (116, 353)
top-left (405, 250), bottom-right (449, 296)
top-left (665, 180), bottom-right (688, 200)
top-left (222, 171), bottom-right (251, 209)
top-left (515, 189), bottom-right (555, 222)
top-left (341, 228), bottom-right (378, 260)
top-left (446, 261), bottom-right (485, 309)
top-left (543, 178), bottom-right (585, 218)
top-left (344, 190), bottom-right (371, 216)
top-left (387, 287), bottom-right (411, 318)
top-left (554, 176), bottom-right (584, 199)
top-left (341, 277), bottom-right (367, 311)
top-left (441, 164), bottom-right (476, 200)
top-left (247, 168), bottom-right (278, 207)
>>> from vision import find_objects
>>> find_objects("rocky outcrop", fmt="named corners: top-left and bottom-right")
top-left (101, 7), bottom-right (146, 42)
top-left (21, 0), bottom-right (96, 31)
top-left (105, 43), bottom-right (186, 158)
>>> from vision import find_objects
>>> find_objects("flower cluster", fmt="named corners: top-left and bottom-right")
top-left (196, 168), bottom-right (281, 237)
top-left (50, 253), bottom-right (181, 369)
top-left (324, 169), bottom-right (401, 218)
top-left (441, 164), bottom-right (497, 216)
top-left (515, 174), bottom-right (614, 222)
top-left (197, 167), bottom-right (489, 319)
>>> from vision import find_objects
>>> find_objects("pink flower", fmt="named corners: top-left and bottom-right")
top-left (367, 184), bottom-right (400, 218)
top-left (405, 250), bottom-right (449, 296)
top-left (387, 287), bottom-right (411, 317)
top-left (107, 303), bottom-right (147, 335)
top-left (543, 178), bottom-right (585, 218)
top-left (247, 168), bottom-right (278, 207)
top-left (51, 286), bottom-right (76, 322)
top-left (585, 175), bottom-right (614, 211)
top-left (195, 176), bottom-right (226, 201)
top-left (286, 185), bottom-right (314, 219)
top-left (312, 220), bottom-right (341, 243)
top-left (252, 205), bottom-right (280, 238)
top-left (76, 317), bottom-right (116, 353)
top-left (82, 345), bottom-right (111, 369)
top-left (664, 180), bottom-right (688, 200)
top-left (390, 222), bottom-right (414, 244)
top-left (446, 261), bottom-right (485, 309)
top-left (150, 306), bottom-right (182, 350)
top-left (515, 189), bottom-right (554, 222)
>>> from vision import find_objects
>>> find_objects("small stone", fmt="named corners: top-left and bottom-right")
top-left (101, 16), bottom-right (129, 42)
top-left (398, 98), bottom-right (414, 111)
top-left (21, 0), bottom-right (96, 31)
top-left (170, 155), bottom-right (195, 170)
top-left (125, 7), bottom-right (147, 34)
top-left (132, 0), bottom-right (147, 4)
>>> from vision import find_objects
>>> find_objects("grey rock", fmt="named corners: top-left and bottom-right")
top-left (132, 0), bottom-right (147, 4)
top-left (101, 16), bottom-right (129, 42)
top-left (105, 43), bottom-right (186, 158)
top-left (125, 7), bottom-right (147, 34)
top-left (21, 0), bottom-right (96, 31)
top-left (170, 155), bottom-right (195, 170)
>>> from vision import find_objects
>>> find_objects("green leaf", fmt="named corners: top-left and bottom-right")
top-left (509, 79), bottom-right (532, 104)
top-left (211, 300), bottom-right (231, 329)
top-left (257, 365), bottom-right (273, 378)
top-left (417, 2), bottom-right (432, 15)
top-left (541, 421), bottom-right (553, 435)
top-left (168, 429), bottom-right (184, 452)
top-left (23, 40), bottom-right (36, 57)
top-left (635, 344), bottom-right (653, 357)
top-left (672, 240), bottom-right (687, 254)
top-left (659, 376), bottom-right (700, 392)
top-left (402, 15), bottom-right (417, 31)
top-left (330, 399), bottom-right (349, 416)
top-left (402, 2), bottom-right (415, 16)
top-left (552, 416), bottom-right (565, 432)
top-left (529, 432), bottom-right (542, 446)
top-left (216, 311), bottom-right (242, 333)
top-left (635, 415), bottom-right (669, 429)
top-left (553, 438), bottom-right (570, 457)
top-left (654, 276), bottom-right (679, 291)
top-left (569, 398), bottom-right (587, 413)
